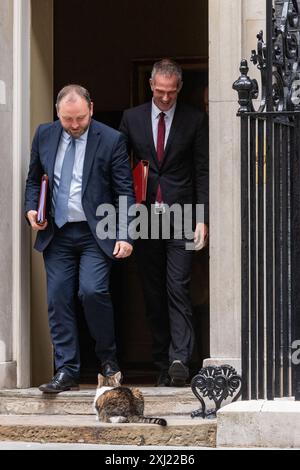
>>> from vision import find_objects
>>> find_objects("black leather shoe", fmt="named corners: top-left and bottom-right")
top-left (156, 370), bottom-right (171, 387)
top-left (102, 361), bottom-right (121, 377)
top-left (39, 371), bottom-right (79, 394)
top-left (168, 360), bottom-right (189, 387)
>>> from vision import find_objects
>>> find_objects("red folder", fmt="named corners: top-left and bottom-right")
top-left (37, 174), bottom-right (49, 224)
top-left (133, 160), bottom-right (149, 203)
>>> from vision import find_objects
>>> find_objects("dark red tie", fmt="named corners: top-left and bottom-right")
top-left (156, 112), bottom-right (165, 202)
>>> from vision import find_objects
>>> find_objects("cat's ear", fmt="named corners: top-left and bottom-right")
top-left (97, 373), bottom-right (105, 387)
top-left (114, 371), bottom-right (122, 383)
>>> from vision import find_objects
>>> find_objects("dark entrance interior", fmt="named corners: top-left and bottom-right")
top-left (53, 0), bottom-right (209, 384)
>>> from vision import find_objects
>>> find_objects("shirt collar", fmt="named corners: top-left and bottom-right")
top-left (152, 100), bottom-right (176, 120)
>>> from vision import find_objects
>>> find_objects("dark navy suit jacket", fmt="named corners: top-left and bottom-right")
top-left (119, 102), bottom-right (209, 223)
top-left (24, 119), bottom-right (135, 258)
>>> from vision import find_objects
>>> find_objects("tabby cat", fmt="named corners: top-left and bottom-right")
top-left (93, 372), bottom-right (167, 426)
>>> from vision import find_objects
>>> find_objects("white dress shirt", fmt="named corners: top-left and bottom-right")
top-left (52, 128), bottom-right (89, 222)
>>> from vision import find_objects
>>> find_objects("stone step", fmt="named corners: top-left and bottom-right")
top-left (0, 387), bottom-right (201, 417)
top-left (0, 414), bottom-right (217, 447)
top-left (217, 399), bottom-right (300, 449)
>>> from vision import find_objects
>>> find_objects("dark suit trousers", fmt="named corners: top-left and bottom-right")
top-left (43, 222), bottom-right (116, 379)
top-left (135, 230), bottom-right (194, 371)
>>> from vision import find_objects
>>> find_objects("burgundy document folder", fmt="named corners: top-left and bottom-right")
top-left (37, 174), bottom-right (49, 224)
top-left (133, 160), bottom-right (149, 203)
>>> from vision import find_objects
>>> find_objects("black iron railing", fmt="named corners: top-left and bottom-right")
top-left (233, 0), bottom-right (300, 400)
top-left (239, 110), bottom-right (300, 400)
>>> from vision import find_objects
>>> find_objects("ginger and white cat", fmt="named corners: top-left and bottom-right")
top-left (93, 372), bottom-right (167, 426)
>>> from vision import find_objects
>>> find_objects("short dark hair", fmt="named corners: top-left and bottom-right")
top-left (151, 59), bottom-right (183, 85)
top-left (56, 84), bottom-right (92, 109)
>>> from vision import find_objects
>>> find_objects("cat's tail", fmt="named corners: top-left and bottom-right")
top-left (129, 416), bottom-right (167, 426)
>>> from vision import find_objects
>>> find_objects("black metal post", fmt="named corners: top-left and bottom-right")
top-left (282, 124), bottom-right (290, 396)
top-left (257, 118), bottom-right (265, 399)
top-left (250, 117), bottom-right (258, 399)
top-left (241, 115), bottom-right (250, 400)
top-left (266, 114), bottom-right (274, 400)
top-left (266, 0), bottom-right (274, 399)
top-left (266, 0), bottom-right (273, 112)
top-left (274, 122), bottom-right (281, 397)
top-left (291, 114), bottom-right (300, 401)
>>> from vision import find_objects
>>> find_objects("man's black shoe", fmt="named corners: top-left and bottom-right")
top-left (39, 371), bottom-right (79, 394)
top-left (156, 370), bottom-right (171, 387)
top-left (102, 361), bottom-right (121, 377)
top-left (168, 360), bottom-right (189, 387)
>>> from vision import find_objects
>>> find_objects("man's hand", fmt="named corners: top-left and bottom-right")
top-left (194, 223), bottom-right (208, 251)
top-left (113, 241), bottom-right (133, 259)
top-left (27, 210), bottom-right (48, 231)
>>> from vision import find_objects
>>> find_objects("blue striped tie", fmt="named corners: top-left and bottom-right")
top-left (54, 138), bottom-right (76, 228)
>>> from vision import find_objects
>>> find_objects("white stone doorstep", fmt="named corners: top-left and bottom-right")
top-left (217, 400), bottom-right (300, 449)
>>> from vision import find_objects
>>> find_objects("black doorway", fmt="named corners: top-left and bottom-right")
top-left (54, 0), bottom-right (209, 383)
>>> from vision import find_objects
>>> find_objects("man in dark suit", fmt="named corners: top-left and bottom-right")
top-left (120, 59), bottom-right (209, 386)
top-left (25, 85), bottom-right (135, 393)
